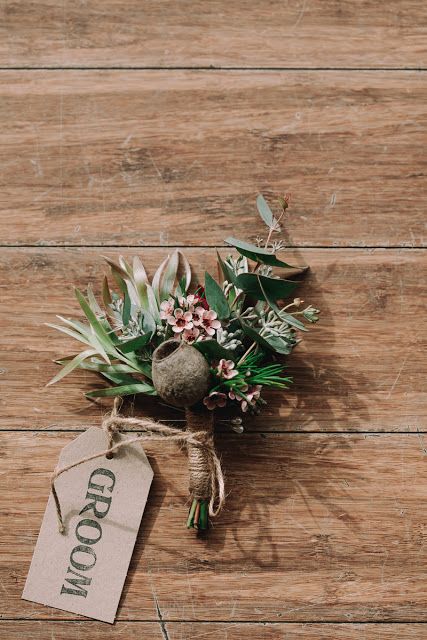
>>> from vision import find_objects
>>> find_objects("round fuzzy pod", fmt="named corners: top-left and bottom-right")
top-left (152, 339), bottom-right (211, 408)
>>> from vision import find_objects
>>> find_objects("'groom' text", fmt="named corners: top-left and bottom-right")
top-left (61, 468), bottom-right (116, 597)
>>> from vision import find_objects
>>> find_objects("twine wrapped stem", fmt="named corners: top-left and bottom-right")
top-left (51, 398), bottom-right (224, 534)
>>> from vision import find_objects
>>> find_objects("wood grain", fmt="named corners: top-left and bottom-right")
top-left (0, 71), bottom-right (425, 248)
top-left (0, 247), bottom-right (425, 432)
top-left (1, 622), bottom-right (427, 640)
top-left (2, 431), bottom-right (427, 621)
top-left (0, 1), bottom-right (426, 69)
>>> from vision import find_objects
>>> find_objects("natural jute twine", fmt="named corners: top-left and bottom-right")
top-left (51, 398), bottom-right (225, 533)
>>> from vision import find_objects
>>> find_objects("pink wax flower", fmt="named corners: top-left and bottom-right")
top-left (182, 327), bottom-right (200, 344)
top-left (228, 384), bottom-right (248, 401)
top-left (167, 308), bottom-right (193, 333)
top-left (217, 358), bottom-right (238, 379)
top-left (160, 298), bottom-right (175, 320)
top-left (193, 308), bottom-right (221, 336)
top-left (241, 385), bottom-right (263, 412)
top-left (203, 391), bottom-right (227, 410)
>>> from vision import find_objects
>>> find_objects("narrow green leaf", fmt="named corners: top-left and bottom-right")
top-left (146, 284), bottom-right (160, 323)
top-left (152, 254), bottom-right (170, 302)
top-left (132, 256), bottom-right (149, 310)
top-left (102, 276), bottom-right (112, 307)
top-left (178, 250), bottom-right (192, 292)
top-left (86, 284), bottom-right (103, 316)
top-left (103, 256), bottom-right (130, 282)
top-left (204, 272), bottom-right (230, 320)
top-left (73, 361), bottom-right (138, 374)
top-left (47, 349), bottom-right (97, 386)
top-left (160, 250), bottom-right (179, 301)
top-left (75, 288), bottom-right (123, 362)
top-left (122, 290), bottom-right (131, 326)
top-left (100, 371), bottom-right (138, 386)
top-left (46, 322), bottom-right (92, 348)
top-left (85, 383), bottom-right (157, 398)
top-left (240, 323), bottom-right (273, 352)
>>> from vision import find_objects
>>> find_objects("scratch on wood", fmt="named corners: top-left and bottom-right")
top-left (387, 355), bottom-right (408, 399)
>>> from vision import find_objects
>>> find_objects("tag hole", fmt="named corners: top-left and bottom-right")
top-left (106, 452), bottom-right (113, 460)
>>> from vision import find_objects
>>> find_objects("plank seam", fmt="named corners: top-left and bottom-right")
top-left (1, 245), bottom-right (426, 250)
top-left (1, 618), bottom-right (427, 624)
top-left (1, 429), bottom-right (426, 434)
top-left (0, 66), bottom-right (426, 72)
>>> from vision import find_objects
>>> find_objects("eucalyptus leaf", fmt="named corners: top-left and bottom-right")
top-left (279, 312), bottom-right (308, 332)
top-left (256, 194), bottom-right (277, 229)
top-left (263, 335), bottom-right (294, 355)
top-left (225, 237), bottom-right (298, 269)
top-left (239, 323), bottom-right (272, 352)
top-left (204, 272), bottom-right (230, 319)
top-left (216, 251), bottom-right (237, 284)
top-left (235, 273), bottom-right (298, 302)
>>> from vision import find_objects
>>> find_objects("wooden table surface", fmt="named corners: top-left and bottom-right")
top-left (0, 2), bottom-right (426, 639)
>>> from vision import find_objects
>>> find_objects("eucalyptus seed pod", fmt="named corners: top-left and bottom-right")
top-left (152, 339), bottom-right (211, 408)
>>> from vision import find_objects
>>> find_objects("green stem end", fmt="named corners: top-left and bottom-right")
top-left (187, 498), bottom-right (209, 530)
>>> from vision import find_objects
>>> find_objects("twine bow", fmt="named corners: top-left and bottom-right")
top-left (51, 398), bottom-right (225, 533)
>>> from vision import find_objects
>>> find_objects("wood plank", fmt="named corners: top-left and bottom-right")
top-left (167, 623), bottom-right (427, 639)
top-left (0, 1), bottom-right (426, 68)
top-left (0, 71), bottom-right (425, 247)
top-left (1, 622), bottom-right (427, 640)
top-left (2, 431), bottom-right (427, 621)
top-left (1, 247), bottom-right (425, 432)
top-left (0, 622), bottom-right (164, 638)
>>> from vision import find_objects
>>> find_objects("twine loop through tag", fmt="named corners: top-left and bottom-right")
top-left (51, 398), bottom-right (225, 533)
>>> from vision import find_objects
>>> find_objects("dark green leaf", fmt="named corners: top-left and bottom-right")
top-left (225, 237), bottom-right (297, 269)
top-left (235, 273), bottom-right (298, 302)
top-left (194, 339), bottom-right (237, 363)
top-left (204, 272), bottom-right (230, 320)
top-left (216, 251), bottom-right (237, 284)
top-left (117, 333), bottom-right (152, 353)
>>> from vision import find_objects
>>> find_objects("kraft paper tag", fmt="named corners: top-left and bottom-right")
top-left (23, 427), bottom-right (153, 623)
